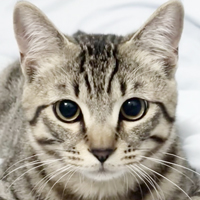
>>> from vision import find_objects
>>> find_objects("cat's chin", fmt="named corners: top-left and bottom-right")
top-left (81, 166), bottom-right (126, 182)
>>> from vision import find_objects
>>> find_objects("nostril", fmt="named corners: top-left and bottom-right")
top-left (91, 148), bottom-right (114, 163)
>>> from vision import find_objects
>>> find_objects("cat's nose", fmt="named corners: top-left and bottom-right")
top-left (91, 148), bottom-right (115, 163)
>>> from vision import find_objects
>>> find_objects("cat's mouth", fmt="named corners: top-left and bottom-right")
top-left (98, 166), bottom-right (107, 172)
top-left (81, 165), bottom-right (125, 181)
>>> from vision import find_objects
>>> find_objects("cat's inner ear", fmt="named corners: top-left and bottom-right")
top-left (123, 0), bottom-right (184, 66)
top-left (13, 2), bottom-right (76, 80)
top-left (14, 2), bottom-right (64, 59)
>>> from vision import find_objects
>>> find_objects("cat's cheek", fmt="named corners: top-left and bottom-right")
top-left (28, 119), bottom-right (50, 144)
top-left (104, 140), bottom-right (142, 167)
top-left (74, 141), bottom-right (99, 167)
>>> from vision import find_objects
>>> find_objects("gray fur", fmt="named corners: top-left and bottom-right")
top-left (0, 1), bottom-right (200, 200)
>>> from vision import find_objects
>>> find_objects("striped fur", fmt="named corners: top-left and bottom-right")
top-left (0, 1), bottom-right (200, 200)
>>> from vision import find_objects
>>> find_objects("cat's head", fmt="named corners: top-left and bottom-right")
top-left (13, 0), bottom-right (184, 198)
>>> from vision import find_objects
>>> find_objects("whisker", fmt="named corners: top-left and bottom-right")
top-left (114, 130), bottom-right (120, 139)
top-left (123, 172), bottom-right (129, 194)
top-left (1, 159), bottom-right (51, 181)
top-left (1, 153), bottom-right (44, 179)
top-left (126, 166), bottom-right (144, 200)
top-left (40, 165), bottom-right (72, 191)
top-left (128, 165), bottom-right (155, 200)
top-left (39, 166), bottom-right (72, 200)
top-left (140, 163), bottom-right (192, 200)
top-left (132, 148), bottom-right (186, 161)
top-left (30, 165), bottom-right (69, 198)
top-left (61, 167), bottom-right (80, 200)
top-left (134, 165), bottom-right (163, 200)
top-left (135, 164), bottom-right (165, 200)
top-left (140, 155), bottom-right (194, 184)
top-left (6, 159), bottom-right (61, 192)
top-left (157, 152), bottom-right (187, 161)
top-left (140, 156), bottom-right (200, 178)
top-left (45, 165), bottom-right (76, 200)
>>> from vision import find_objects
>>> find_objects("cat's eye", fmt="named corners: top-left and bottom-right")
top-left (53, 100), bottom-right (81, 122)
top-left (120, 98), bottom-right (148, 121)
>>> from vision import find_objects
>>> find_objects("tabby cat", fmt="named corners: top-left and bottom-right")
top-left (0, 0), bottom-right (200, 200)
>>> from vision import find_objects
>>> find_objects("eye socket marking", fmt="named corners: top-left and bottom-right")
top-left (30, 105), bottom-right (48, 126)
top-left (53, 100), bottom-right (81, 123)
top-left (53, 98), bottom-right (148, 123)
top-left (120, 98), bottom-right (148, 121)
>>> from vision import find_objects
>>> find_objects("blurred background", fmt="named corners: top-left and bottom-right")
top-left (0, 0), bottom-right (200, 170)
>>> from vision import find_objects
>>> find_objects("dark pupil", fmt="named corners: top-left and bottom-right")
top-left (59, 100), bottom-right (78, 118)
top-left (123, 98), bottom-right (142, 116)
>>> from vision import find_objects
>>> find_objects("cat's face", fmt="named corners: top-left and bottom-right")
top-left (14, 0), bottom-right (183, 198)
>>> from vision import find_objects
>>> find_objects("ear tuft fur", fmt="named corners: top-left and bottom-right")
top-left (13, 2), bottom-right (65, 59)
top-left (122, 0), bottom-right (184, 70)
top-left (13, 2), bottom-right (77, 81)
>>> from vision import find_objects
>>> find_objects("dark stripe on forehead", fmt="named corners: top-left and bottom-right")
top-left (29, 105), bottom-right (48, 126)
top-left (107, 49), bottom-right (119, 94)
top-left (153, 102), bottom-right (175, 123)
top-left (84, 73), bottom-right (92, 93)
top-left (73, 81), bottom-right (79, 97)
top-left (79, 49), bottom-right (86, 73)
top-left (120, 81), bottom-right (127, 96)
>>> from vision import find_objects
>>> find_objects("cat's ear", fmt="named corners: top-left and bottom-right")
top-left (121, 0), bottom-right (184, 71)
top-left (13, 2), bottom-right (76, 80)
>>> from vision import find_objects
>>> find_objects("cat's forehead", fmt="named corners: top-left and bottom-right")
top-left (73, 32), bottom-right (123, 49)
top-left (57, 33), bottom-right (162, 100)
top-left (73, 33), bottom-right (122, 72)
top-left (65, 33), bottom-right (125, 97)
